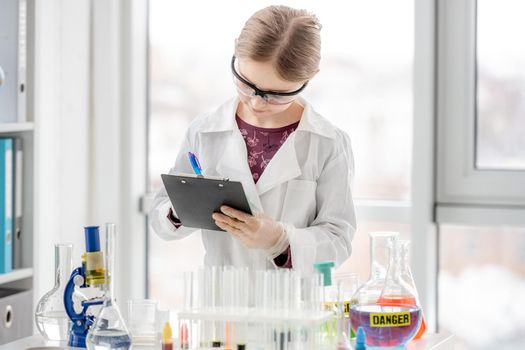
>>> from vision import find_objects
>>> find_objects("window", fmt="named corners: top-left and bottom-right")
top-left (439, 224), bottom-right (525, 349)
top-left (437, 0), bottom-right (525, 205)
top-left (476, 0), bottom-right (525, 170)
top-left (148, 0), bottom-right (414, 308)
top-left (436, 3), bottom-right (525, 349)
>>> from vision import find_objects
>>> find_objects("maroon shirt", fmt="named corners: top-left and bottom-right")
top-left (236, 115), bottom-right (299, 183)
top-left (236, 115), bottom-right (298, 268)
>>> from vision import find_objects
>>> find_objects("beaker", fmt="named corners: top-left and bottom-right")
top-left (35, 243), bottom-right (74, 341)
top-left (127, 299), bottom-right (158, 345)
top-left (86, 224), bottom-right (131, 350)
top-left (335, 272), bottom-right (359, 340)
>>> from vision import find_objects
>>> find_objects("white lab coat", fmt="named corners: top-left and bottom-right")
top-left (149, 97), bottom-right (356, 273)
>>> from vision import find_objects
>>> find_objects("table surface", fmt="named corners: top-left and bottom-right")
top-left (1, 333), bottom-right (454, 350)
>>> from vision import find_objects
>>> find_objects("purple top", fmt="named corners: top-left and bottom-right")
top-left (236, 115), bottom-right (299, 183)
top-left (236, 115), bottom-right (298, 268)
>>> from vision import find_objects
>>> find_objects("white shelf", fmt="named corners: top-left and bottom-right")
top-left (0, 268), bottom-right (33, 285)
top-left (0, 122), bottom-right (34, 133)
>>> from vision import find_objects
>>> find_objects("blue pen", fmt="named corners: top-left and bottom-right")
top-left (188, 152), bottom-right (203, 176)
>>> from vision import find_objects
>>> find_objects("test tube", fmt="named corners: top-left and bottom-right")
top-left (210, 266), bottom-right (223, 346)
top-left (254, 270), bottom-right (266, 311)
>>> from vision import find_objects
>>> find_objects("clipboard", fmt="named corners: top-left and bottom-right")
top-left (161, 173), bottom-right (253, 231)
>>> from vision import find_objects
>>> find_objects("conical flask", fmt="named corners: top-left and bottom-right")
top-left (379, 239), bottom-right (427, 339)
top-left (86, 224), bottom-right (131, 350)
top-left (351, 232), bottom-right (398, 305)
top-left (35, 243), bottom-right (74, 340)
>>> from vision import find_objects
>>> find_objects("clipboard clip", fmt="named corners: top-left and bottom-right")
top-left (179, 176), bottom-right (230, 185)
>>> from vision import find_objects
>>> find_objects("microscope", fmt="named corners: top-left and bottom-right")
top-left (63, 226), bottom-right (107, 348)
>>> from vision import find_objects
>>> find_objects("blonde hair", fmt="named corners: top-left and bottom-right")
top-left (235, 5), bottom-right (322, 82)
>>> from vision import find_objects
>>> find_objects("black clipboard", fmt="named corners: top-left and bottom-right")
top-left (161, 173), bottom-right (253, 231)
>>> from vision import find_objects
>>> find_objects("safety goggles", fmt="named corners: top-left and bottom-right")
top-left (231, 55), bottom-right (308, 105)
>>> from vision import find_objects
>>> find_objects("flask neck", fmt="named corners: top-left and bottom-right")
top-left (370, 233), bottom-right (397, 280)
top-left (54, 244), bottom-right (73, 291)
top-left (399, 241), bottom-right (411, 273)
top-left (385, 241), bottom-right (403, 281)
top-left (103, 223), bottom-right (116, 303)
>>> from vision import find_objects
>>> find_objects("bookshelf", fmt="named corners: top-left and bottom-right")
top-left (0, 268), bottom-right (33, 285)
top-left (0, 0), bottom-right (35, 344)
top-left (0, 123), bottom-right (33, 133)
top-left (0, 125), bottom-right (34, 288)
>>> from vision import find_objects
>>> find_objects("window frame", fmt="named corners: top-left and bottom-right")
top-left (437, 0), bottom-right (525, 207)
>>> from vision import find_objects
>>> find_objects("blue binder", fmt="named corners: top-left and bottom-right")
top-left (0, 138), bottom-right (13, 273)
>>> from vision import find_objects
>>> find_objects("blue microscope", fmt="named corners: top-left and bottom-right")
top-left (63, 226), bottom-right (107, 348)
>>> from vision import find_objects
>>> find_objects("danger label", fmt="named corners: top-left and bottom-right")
top-left (370, 312), bottom-right (411, 327)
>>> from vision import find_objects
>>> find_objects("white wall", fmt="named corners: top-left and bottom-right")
top-left (32, 0), bottom-right (91, 302)
top-left (31, 0), bottom-right (147, 305)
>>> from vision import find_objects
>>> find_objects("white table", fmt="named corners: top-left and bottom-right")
top-left (0, 333), bottom-right (454, 350)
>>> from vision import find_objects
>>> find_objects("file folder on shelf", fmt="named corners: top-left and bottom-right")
top-left (0, 0), bottom-right (27, 122)
top-left (0, 138), bottom-right (13, 274)
top-left (13, 138), bottom-right (22, 269)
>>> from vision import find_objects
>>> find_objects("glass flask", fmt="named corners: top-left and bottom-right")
top-left (380, 239), bottom-right (427, 339)
top-left (351, 232), bottom-right (399, 305)
top-left (350, 232), bottom-right (422, 347)
top-left (86, 223), bottom-right (132, 350)
top-left (35, 243), bottom-right (74, 341)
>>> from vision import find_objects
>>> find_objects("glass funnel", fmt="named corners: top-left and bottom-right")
top-left (35, 243), bottom-right (84, 341)
top-left (86, 223), bottom-right (131, 350)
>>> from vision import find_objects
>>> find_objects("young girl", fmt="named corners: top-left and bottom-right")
top-left (149, 5), bottom-right (356, 272)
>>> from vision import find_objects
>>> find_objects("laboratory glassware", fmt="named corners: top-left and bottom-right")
top-left (313, 261), bottom-right (338, 347)
top-left (127, 299), bottom-right (158, 345)
top-left (351, 232), bottom-right (399, 305)
top-left (35, 243), bottom-right (86, 341)
top-left (86, 223), bottom-right (132, 350)
top-left (380, 239), bottom-right (427, 339)
top-left (350, 232), bottom-right (422, 347)
top-left (178, 265), bottom-right (330, 349)
top-left (35, 243), bottom-right (74, 341)
top-left (335, 272), bottom-right (359, 340)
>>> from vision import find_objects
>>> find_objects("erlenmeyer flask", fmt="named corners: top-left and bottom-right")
top-left (380, 240), bottom-right (427, 339)
top-left (351, 232), bottom-right (398, 305)
top-left (86, 224), bottom-right (131, 350)
top-left (35, 243), bottom-right (74, 340)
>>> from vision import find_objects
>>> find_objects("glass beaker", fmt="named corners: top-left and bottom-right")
top-left (127, 299), bottom-right (158, 345)
top-left (35, 243), bottom-right (74, 341)
top-left (86, 224), bottom-right (132, 350)
top-left (335, 272), bottom-right (359, 340)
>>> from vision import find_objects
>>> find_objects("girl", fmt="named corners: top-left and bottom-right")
top-left (149, 5), bottom-right (356, 272)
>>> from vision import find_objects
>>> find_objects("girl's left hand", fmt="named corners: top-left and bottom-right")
top-left (212, 205), bottom-right (284, 250)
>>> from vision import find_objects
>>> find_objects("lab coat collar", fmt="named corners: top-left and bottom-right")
top-left (215, 128), bottom-right (265, 213)
top-left (210, 97), bottom-right (337, 207)
top-left (199, 97), bottom-right (337, 140)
